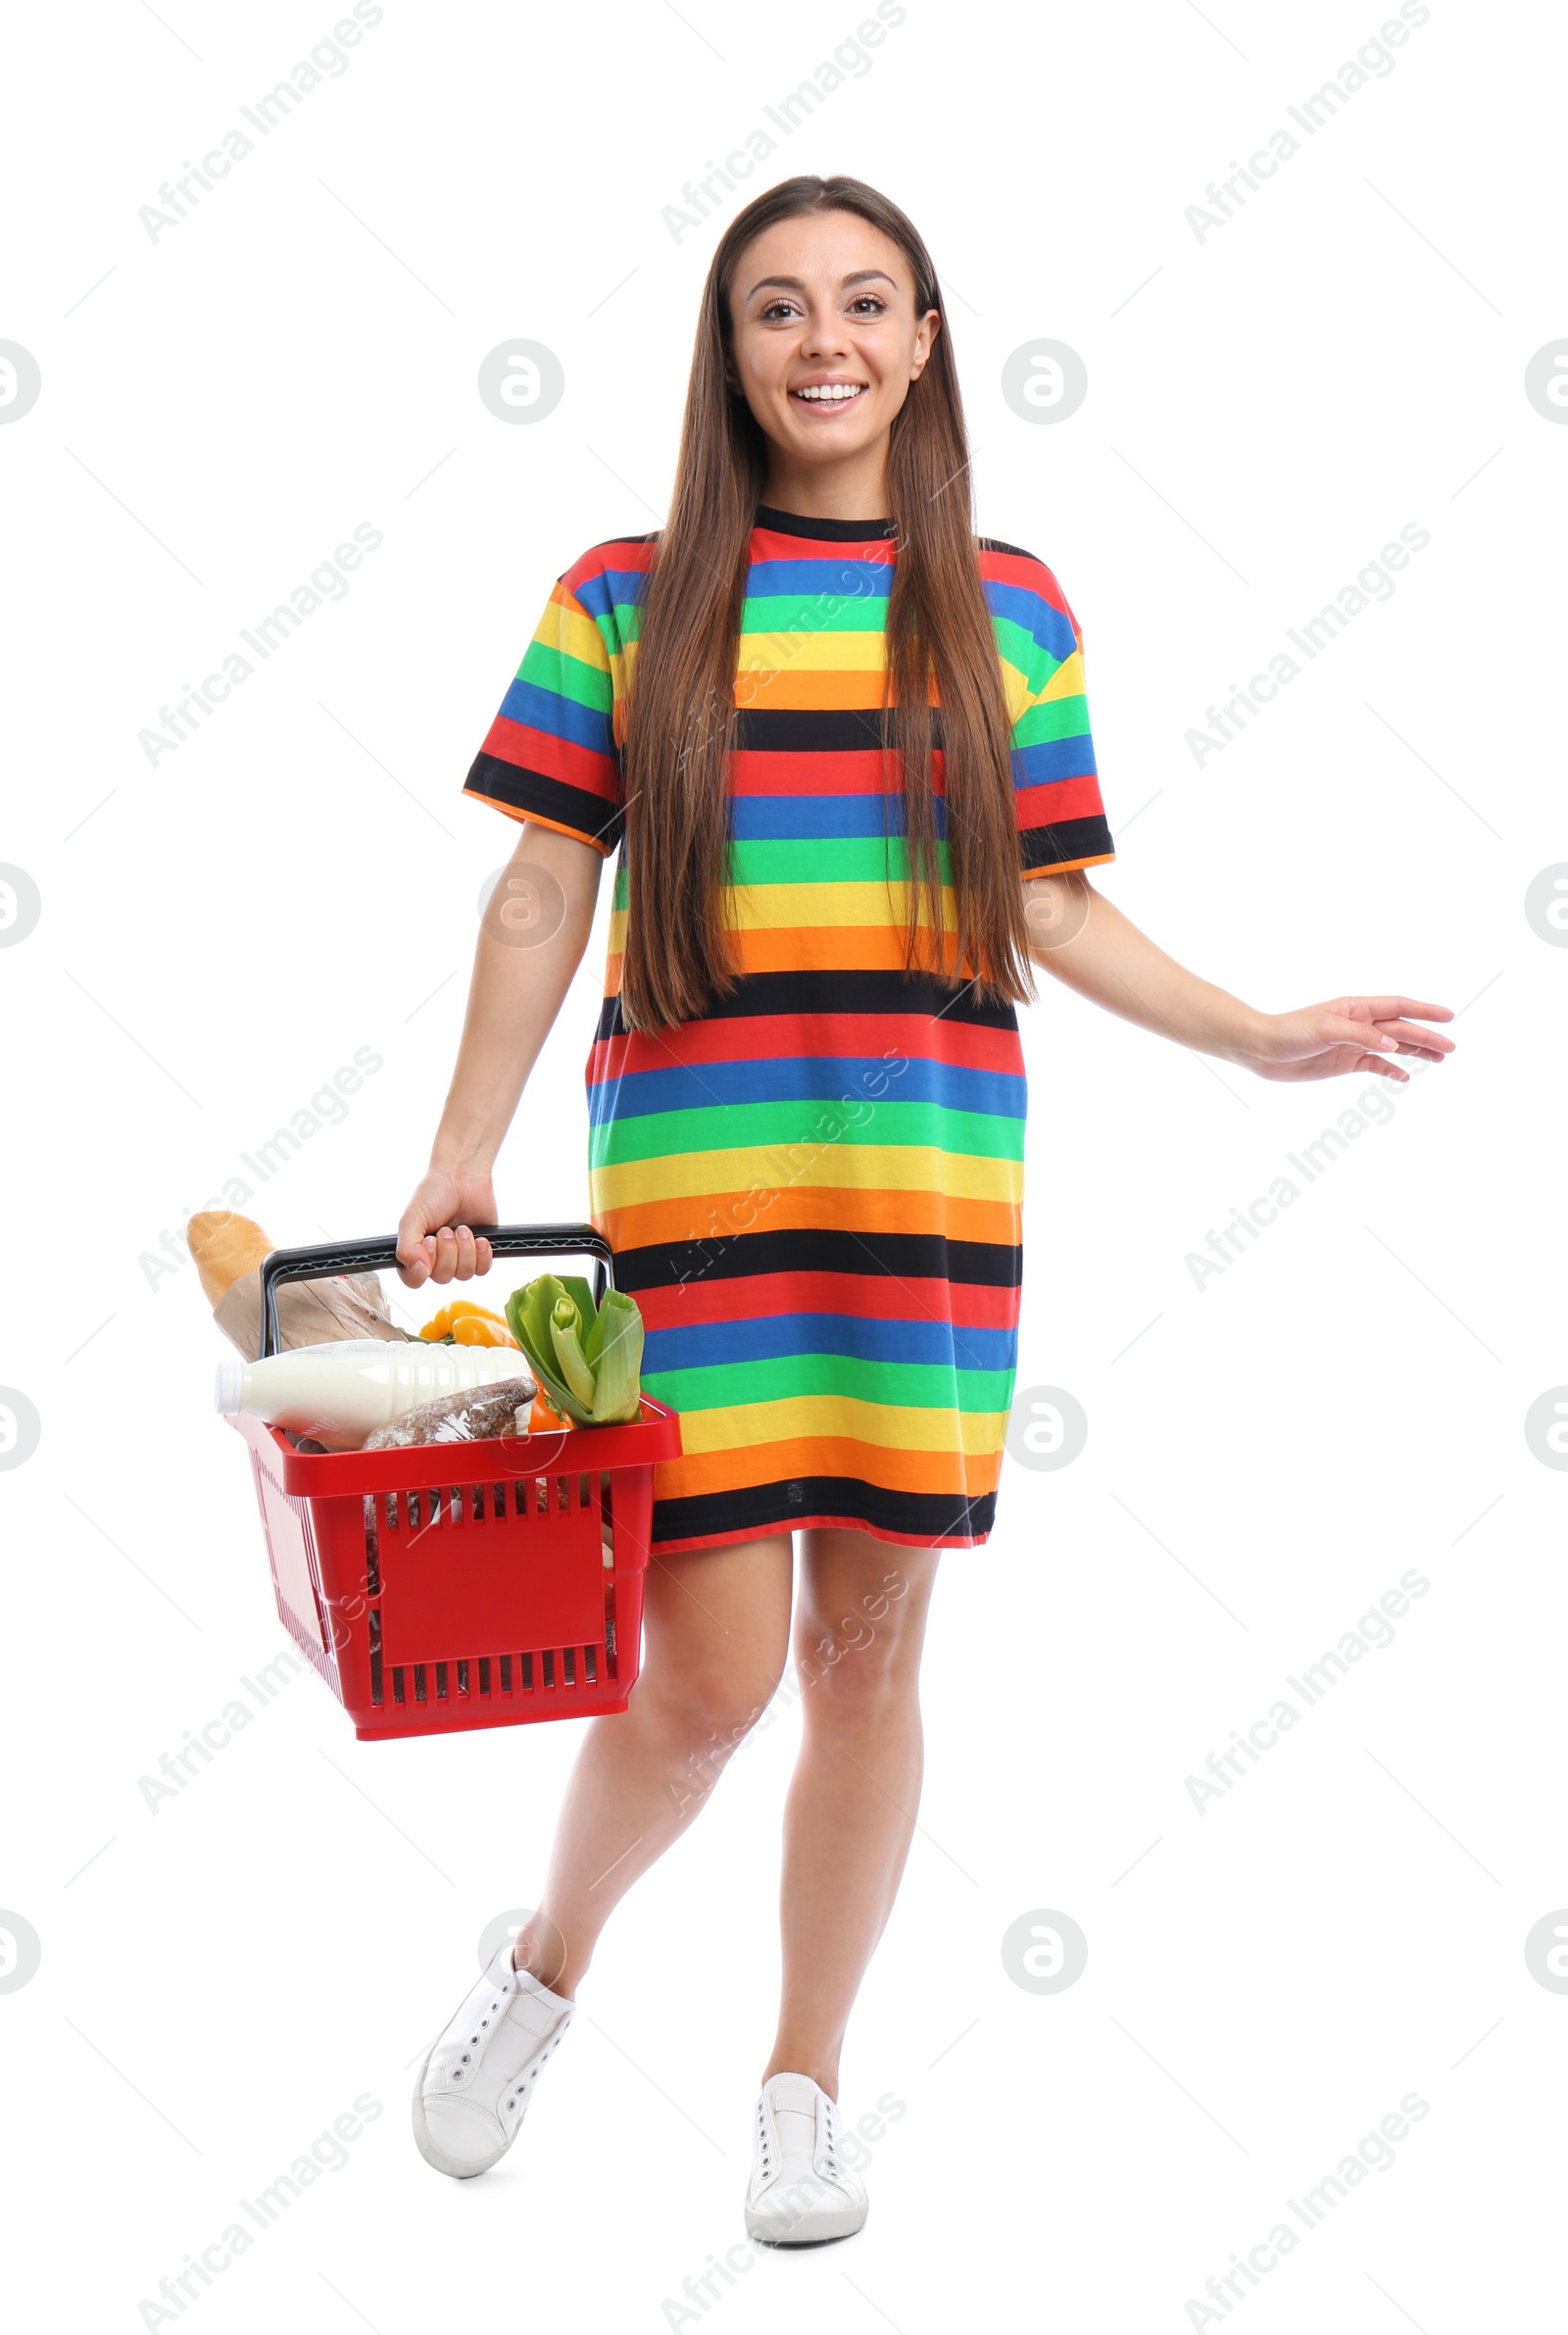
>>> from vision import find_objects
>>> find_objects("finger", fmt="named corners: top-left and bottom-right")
top-left (395, 1209), bottom-right (433, 1287)
top-left (1349, 996), bottom-right (1454, 1024)
top-left (1374, 1019), bottom-right (1456, 1054)
top-left (1325, 1017), bottom-right (1399, 1055)
top-left (451, 1224), bottom-right (479, 1279)
top-left (1357, 1054), bottom-right (1408, 1081)
top-left (430, 1224), bottom-right (459, 1283)
top-left (474, 1234), bottom-right (494, 1276)
top-left (1387, 997), bottom-right (1454, 1022)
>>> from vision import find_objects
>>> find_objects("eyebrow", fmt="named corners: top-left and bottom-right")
top-left (744, 269), bottom-right (898, 301)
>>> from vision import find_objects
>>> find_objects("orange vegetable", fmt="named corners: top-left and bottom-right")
top-left (528, 1392), bottom-right (565, 1432)
top-left (418, 1298), bottom-right (515, 1344)
top-left (451, 1314), bottom-right (520, 1349)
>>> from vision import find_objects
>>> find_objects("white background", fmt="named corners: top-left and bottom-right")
top-left (2, 2), bottom-right (1562, 2328)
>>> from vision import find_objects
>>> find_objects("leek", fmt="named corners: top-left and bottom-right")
top-left (550, 1291), bottom-right (599, 1409)
top-left (504, 1271), bottom-right (645, 1427)
top-left (589, 1289), bottom-right (644, 1422)
top-left (506, 1273), bottom-right (595, 1424)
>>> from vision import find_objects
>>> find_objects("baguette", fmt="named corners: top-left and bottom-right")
top-left (187, 1211), bottom-right (272, 1306)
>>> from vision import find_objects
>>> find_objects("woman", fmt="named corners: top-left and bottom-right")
top-left (398, 174), bottom-right (1452, 2241)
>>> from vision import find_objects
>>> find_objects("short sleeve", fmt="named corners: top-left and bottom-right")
top-left (463, 544), bottom-right (634, 858)
top-left (990, 547), bottom-right (1115, 878)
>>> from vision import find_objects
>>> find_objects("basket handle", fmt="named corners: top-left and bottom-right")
top-left (258, 1222), bottom-right (615, 1358)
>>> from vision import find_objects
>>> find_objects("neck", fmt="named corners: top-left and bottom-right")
top-left (760, 442), bottom-right (891, 522)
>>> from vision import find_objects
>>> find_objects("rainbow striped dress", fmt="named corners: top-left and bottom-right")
top-left (465, 506), bottom-right (1113, 1553)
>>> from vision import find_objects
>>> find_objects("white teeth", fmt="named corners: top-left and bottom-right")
top-left (793, 383), bottom-right (865, 401)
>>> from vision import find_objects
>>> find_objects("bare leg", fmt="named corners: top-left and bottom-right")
top-left (762, 1529), bottom-right (941, 2098)
top-left (512, 1532), bottom-right (794, 1996)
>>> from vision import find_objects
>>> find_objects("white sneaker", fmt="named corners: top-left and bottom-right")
top-left (744, 2070), bottom-right (869, 2244)
top-left (412, 1941), bottom-right (573, 2179)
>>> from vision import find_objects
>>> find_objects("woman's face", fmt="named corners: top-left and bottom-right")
top-left (725, 210), bottom-right (940, 481)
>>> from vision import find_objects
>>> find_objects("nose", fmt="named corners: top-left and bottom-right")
top-left (798, 301), bottom-right (852, 363)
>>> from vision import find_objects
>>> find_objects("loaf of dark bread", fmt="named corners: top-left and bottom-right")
top-left (360, 1376), bottom-right (537, 1452)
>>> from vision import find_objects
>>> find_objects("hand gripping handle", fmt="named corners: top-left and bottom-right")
top-left (257, 1222), bottom-right (614, 1358)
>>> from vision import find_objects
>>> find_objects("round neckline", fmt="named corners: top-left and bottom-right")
top-left (754, 503), bottom-right (897, 541)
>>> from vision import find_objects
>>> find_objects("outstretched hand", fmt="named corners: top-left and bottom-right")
top-left (1241, 996), bottom-right (1455, 1083)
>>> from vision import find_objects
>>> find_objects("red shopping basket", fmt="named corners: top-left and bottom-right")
top-left (227, 1224), bottom-right (680, 1742)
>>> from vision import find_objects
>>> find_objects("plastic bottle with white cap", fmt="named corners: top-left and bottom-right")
top-left (215, 1338), bottom-right (527, 1451)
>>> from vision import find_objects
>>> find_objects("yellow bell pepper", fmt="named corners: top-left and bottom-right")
top-left (418, 1298), bottom-right (518, 1348)
top-left (452, 1314), bottom-right (520, 1349)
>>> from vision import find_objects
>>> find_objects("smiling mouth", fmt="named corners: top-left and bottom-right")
top-left (790, 383), bottom-right (868, 406)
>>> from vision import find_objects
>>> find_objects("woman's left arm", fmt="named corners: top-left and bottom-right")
top-left (1022, 872), bottom-right (1455, 1085)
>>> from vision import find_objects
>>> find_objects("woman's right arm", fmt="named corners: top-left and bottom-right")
top-left (396, 819), bottom-right (606, 1288)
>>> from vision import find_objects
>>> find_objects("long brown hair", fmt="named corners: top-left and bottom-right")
top-left (618, 173), bottom-right (1037, 1030)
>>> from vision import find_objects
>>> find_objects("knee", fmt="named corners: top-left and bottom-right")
top-left (644, 1658), bottom-right (785, 1764)
top-left (794, 1590), bottom-right (923, 1724)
